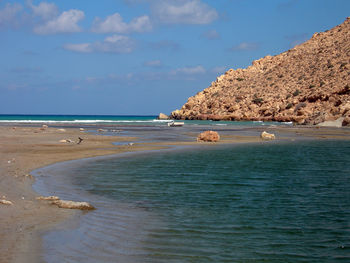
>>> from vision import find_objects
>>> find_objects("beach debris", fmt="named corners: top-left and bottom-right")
top-left (24, 174), bottom-right (33, 179)
top-left (260, 131), bottom-right (276, 140)
top-left (57, 128), bottom-right (66, 132)
top-left (7, 158), bottom-right (15, 164)
top-left (77, 137), bottom-right (84, 144)
top-left (79, 128), bottom-right (85, 131)
top-left (197, 131), bottom-right (220, 142)
top-left (158, 112), bottom-right (169, 120)
top-left (128, 142), bottom-right (134, 146)
top-left (0, 199), bottom-right (13, 205)
top-left (40, 124), bottom-right (48, 130)
top-left (98, 129), bottom-right (107, 132)
top-left (59, 139), bottom-right (75, 143)
top-left (36, 196), bottom-right (60, 201)
top-left (51, 200), bottom-right (95, 210)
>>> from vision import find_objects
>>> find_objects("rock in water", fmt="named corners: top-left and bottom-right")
top-left (197, 131), bottom-right (220, 142)
top-left (52, 200), bottom-right (95, 210)
top-left (158, 113), bottom-right (169, 120)
top-left (260, 131), bottom-right (276, 140)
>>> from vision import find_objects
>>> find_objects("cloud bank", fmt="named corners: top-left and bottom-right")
top-left (64, 34), bottom-right (135, 53)
top-left (34, 9), bottom-right (85, 34)
top-left (92, 13), bottom-right (152, 34)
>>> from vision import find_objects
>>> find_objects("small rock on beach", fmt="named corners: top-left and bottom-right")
top-left (260, 131), bottom-right (276, 140)
top-left (36, 196), bottom-right (60, 201)
top-left (0, 199), bottom-right (13, 205)
top-left (197, 131), bottom-right (220, 142)
top-left (52, 200), bottom-right (95, 210)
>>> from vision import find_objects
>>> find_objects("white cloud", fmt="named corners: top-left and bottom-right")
top-left (171, 65), bottom-right (206, 75)
top-left (34, 9), bottom-right (85, 34)
top-left (153, 0), bottom-right (218, 25)
top-left (27, 1), bottom-right (58, 20)
top-left (230, 42), bottom-right (259, 51)
top-left (144, 60), bottom-right (162, 67)
top-left (0, 3), bottom-right (23, 28)
top-left (63, 34), bottom-right (135, 54)
top-left (92, 13), bottom-right (152, 34)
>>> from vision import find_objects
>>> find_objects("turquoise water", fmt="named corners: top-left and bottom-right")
top-left (61, 140), bottom-right (350, 262)
top-left (0, 114), bottom-right (289, 126)
top-left (0, 114), bottom-right (158, 124)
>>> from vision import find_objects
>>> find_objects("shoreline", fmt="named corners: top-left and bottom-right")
top-left (0, 125), bottom-right (168, 263)
top-left (1, 124), bottom-right (350, 262)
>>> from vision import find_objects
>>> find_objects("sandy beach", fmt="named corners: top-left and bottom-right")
top-left (0, 125), bottom-right (169, 263)
top-left (1, 124), bottom-right (350, 263)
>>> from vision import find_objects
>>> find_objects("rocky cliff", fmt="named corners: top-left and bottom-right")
top-left (171, 18), bottom-right (350, 126)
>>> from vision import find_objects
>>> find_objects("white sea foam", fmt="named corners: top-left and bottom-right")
top-left (0, 119), bottom-right (173, 124)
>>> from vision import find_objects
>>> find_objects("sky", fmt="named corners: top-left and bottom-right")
top-left (0, 0), bottom-right (349, 115)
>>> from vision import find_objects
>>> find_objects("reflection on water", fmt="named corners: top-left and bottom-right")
top-left (34, 140), bottom-right (350, 263)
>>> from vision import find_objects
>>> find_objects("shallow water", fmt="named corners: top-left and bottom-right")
top-left (34, 140), bottom-right (350, 262)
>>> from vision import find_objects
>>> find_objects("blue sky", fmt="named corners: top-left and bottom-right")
top-left (0, 0), bottom-right (349, 115)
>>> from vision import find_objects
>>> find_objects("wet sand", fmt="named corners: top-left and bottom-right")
top-left (0, 125), bottom-right (165, 263)
top-left (0, 124), bottom-right (349, 263)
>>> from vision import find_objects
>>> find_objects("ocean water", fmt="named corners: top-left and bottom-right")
top-left (0, 114), bottom-right (291, 126)
top-left (34, 140), bottom-right (350, 263)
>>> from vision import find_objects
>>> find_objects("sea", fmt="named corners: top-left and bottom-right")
top-left (5, 115), bottom-right (349, 262)
top-left (0, 114), bottom-right (291, 126)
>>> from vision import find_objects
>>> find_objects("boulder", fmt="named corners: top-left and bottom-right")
top-left (51, 200), bottom-right (95, 210)
top-left (260, 131), bottom-right (276, 140)
top-left (197, 131), bottom-right (220, 142)
top-left (158, 113), bottom-right (169, 120)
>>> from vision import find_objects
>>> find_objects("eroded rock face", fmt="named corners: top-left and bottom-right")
top-left (197, 131), bottom-right (220, 142)
top-left (172, 18), bottom-right (350, 126)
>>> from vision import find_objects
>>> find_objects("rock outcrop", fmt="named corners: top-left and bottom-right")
top-left (197, 131), bottom-right (220, 142)
top-left (172, 18), bottom-right (350, 126)
top-left (158, 113), bottom-right (169, 120)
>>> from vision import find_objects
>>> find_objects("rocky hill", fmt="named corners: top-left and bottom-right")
top-left (171, 18), bottom-right (350, 126)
